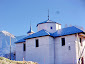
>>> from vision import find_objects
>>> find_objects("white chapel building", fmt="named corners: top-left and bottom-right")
top-left (15, 19), bottom-right (85, 64)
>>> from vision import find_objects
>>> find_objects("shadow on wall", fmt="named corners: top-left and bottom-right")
top-left (3, 52), bottom-right (16, 60)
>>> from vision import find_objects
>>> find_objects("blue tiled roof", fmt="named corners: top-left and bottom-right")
top-left (15, 39), bottom-right (25, 43)
top-left (15, 26), bottom-right (85, 43)
top-left (52, 26), bottom-right (84, 37)
top-left (24, 29), bottom-right (51, 40)
top-left (15, 29), bottom-right (51, 44)
top-left (37, 20), bottom-right (59, 26)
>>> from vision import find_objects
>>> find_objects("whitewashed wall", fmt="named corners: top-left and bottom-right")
top-left (55, 35), bottom-right (77, 64)
top-left (16, 34), bottom-right (85, 64)
top-left (16, 43), bottom-right (24, 61)
top-left (37, 23), bottom-right (61, 33)
top-left (58, 24), bottom-right (61, 29)
top-left (49, 36), bottom-right (55, 64)
top-left (26, 36), bottom-right (54, 64)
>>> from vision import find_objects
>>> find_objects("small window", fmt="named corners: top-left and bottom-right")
top-left (61, 38), bottom-right (65, 46)
top-left (80, 38), bottom-right (82, 46)
top-left (68, 46), bottom-right (71, 50)
top-left (50, 27), bottom-right (53, 29)
top-left (36, 39), bottom-right (39, 47)
top-left (23, 43), bottom-right (26, 51)
top-left (80, 38), bottom-right (81, 43)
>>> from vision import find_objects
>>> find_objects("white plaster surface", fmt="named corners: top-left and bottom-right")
top-left (38, 23), bottom-right (61, 33)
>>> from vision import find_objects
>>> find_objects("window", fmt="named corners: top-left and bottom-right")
top-left (68, 46), bottom-right (71, 50)
top-left (61, 38), bottom-right (65, 46)
top-left (50, 27), bottom-right (53, 29)
top-left (23, 43), bottom-right (26, 51)
top-left (80, 38), bottom-right (82, 46)
top-left (80, 38), bottom-right (81, 43)
top-left (36, 39), bottom-right (39, 47)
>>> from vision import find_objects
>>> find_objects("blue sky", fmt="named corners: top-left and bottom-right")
top-left (0, 0), bottom-right (85, 36)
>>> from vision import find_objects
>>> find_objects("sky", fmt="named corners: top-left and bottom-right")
top-left (0, 0), bottom-right (85, 36)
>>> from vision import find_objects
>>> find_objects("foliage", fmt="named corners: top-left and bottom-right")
top-left (0, 57), bottom-right (38, 64)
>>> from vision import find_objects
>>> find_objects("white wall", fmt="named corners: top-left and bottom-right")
top-left (26, 36), bottom-right (54, 64)
top-left (37, 23), bottom-right (61, 33)
top-left (16, 43), bottom-right (24, 61)
top-left (55, 35), bottom-right (77, 64)
top-left (49, 36), bottom-right (55, 64)
top-left (59, 24), bottom-right (61, 29)
top-left (16, 33), bottom-right (85, 64)
top-left (16, 35), bottom-right (78, 64)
